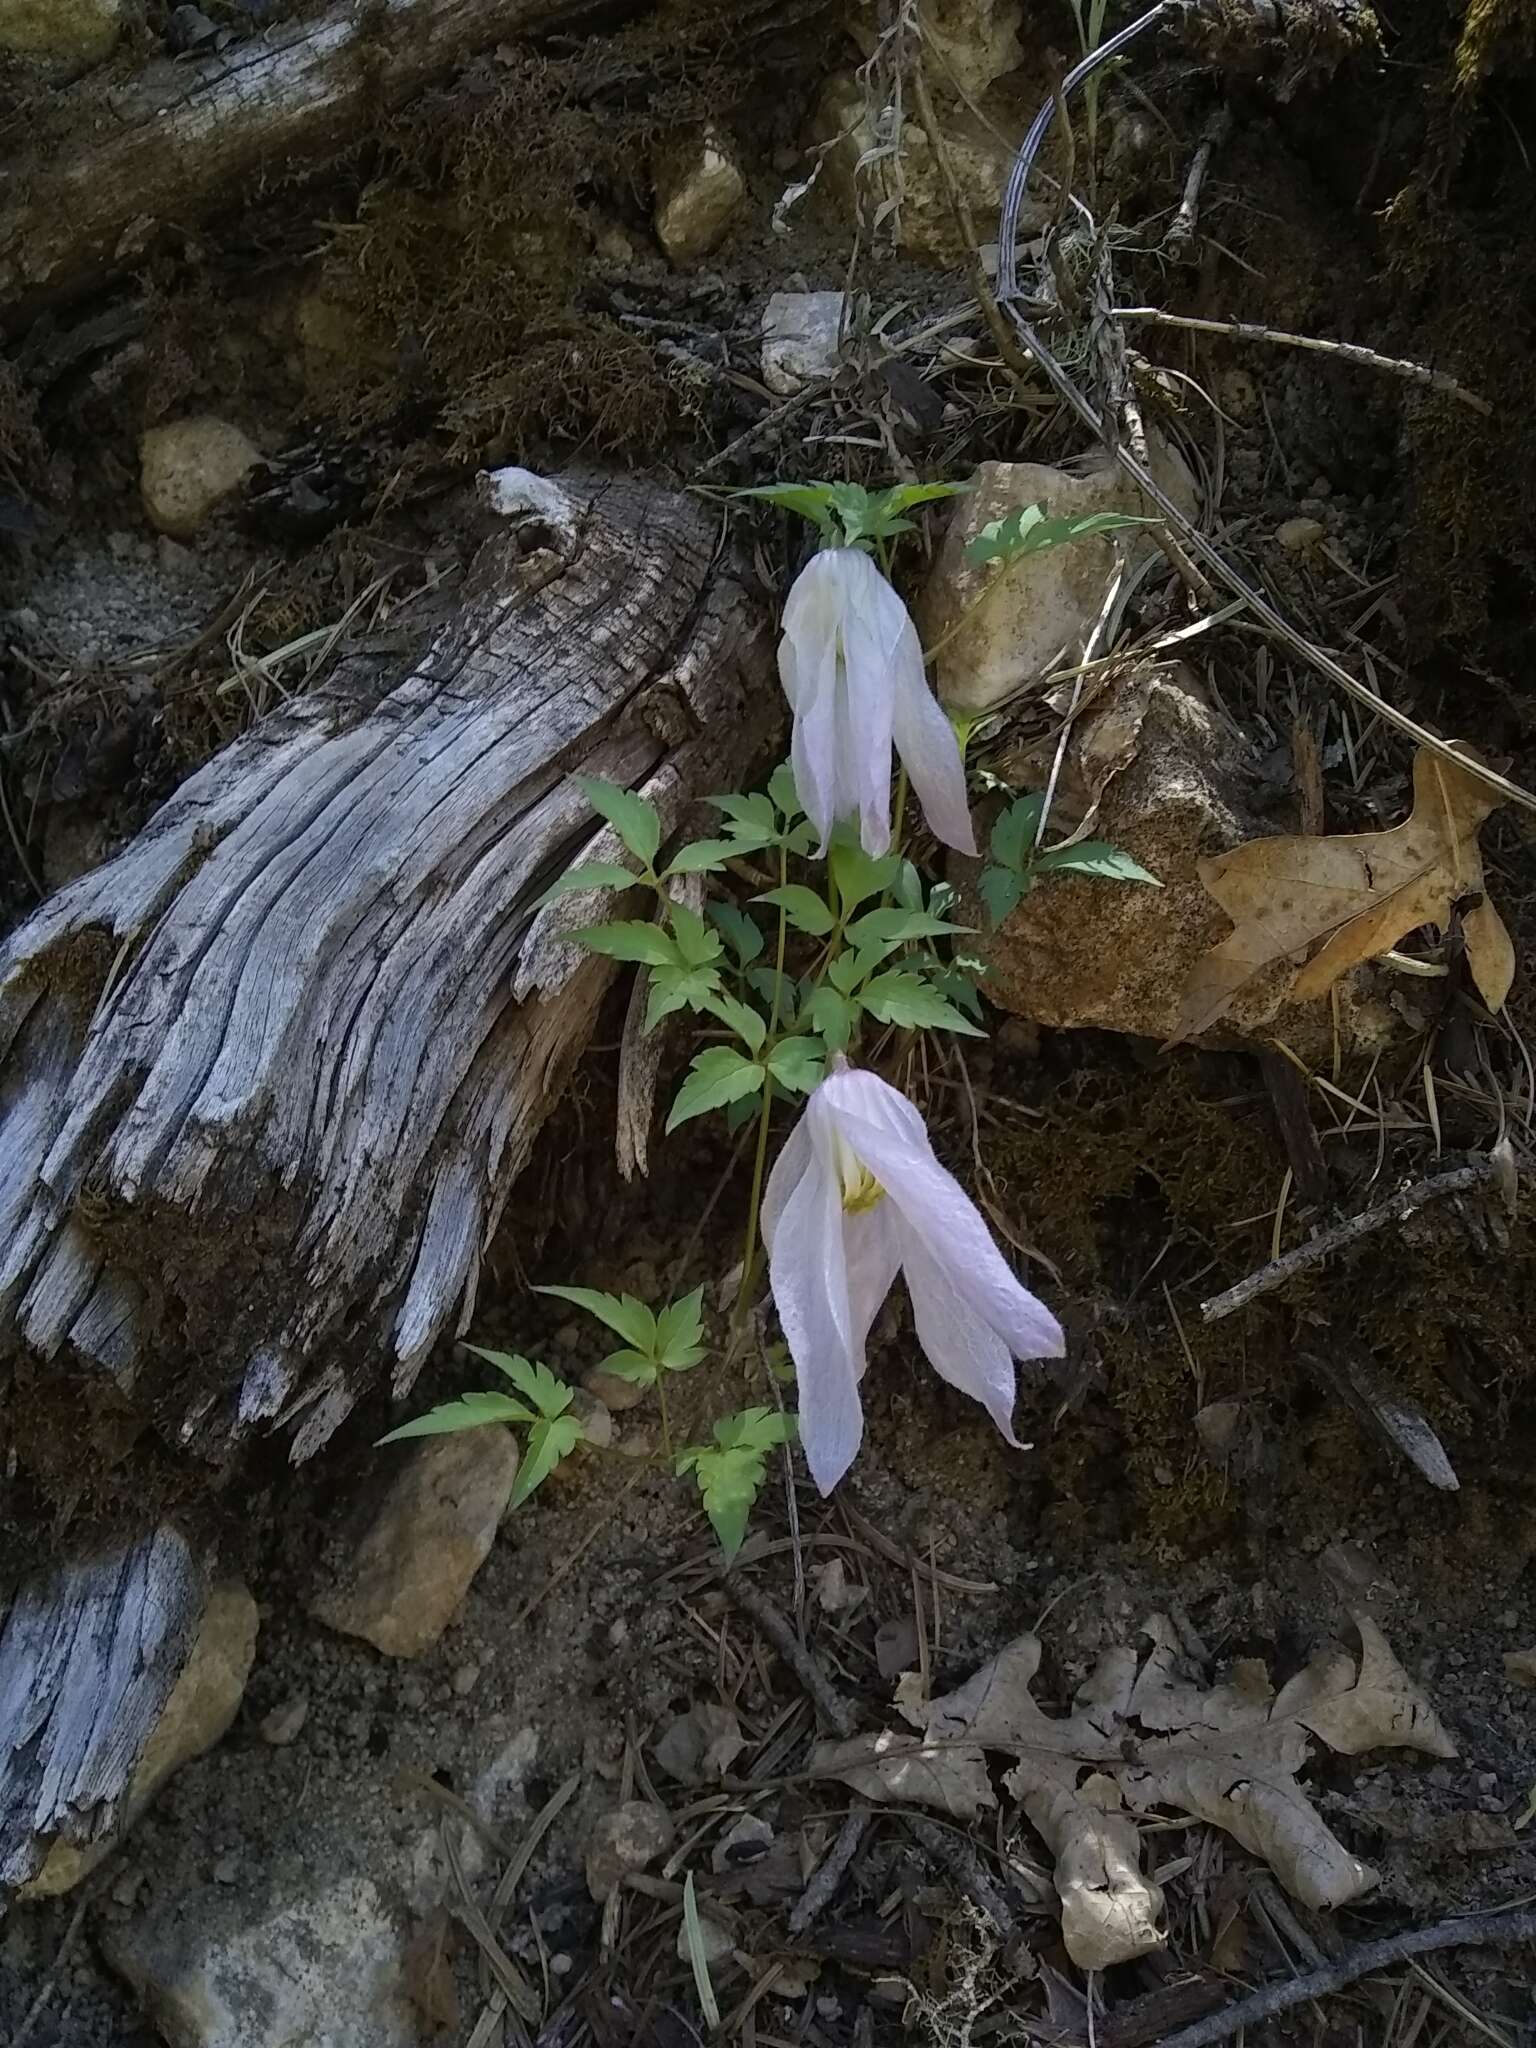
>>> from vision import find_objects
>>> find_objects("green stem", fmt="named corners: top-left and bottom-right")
top-left (656, 1370), bottom-right (674, 1461)
top-left (733, 843), bottom-right (789, 1334)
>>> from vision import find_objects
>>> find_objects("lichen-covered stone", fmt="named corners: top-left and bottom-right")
top-left (140, 418), bottom-right (262, 540)
top-left (654, 127), bottom-right (746, 264)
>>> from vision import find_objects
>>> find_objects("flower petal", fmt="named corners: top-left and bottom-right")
top-left (762, 1111), bottom-right (814, 1253)
top-left (820, 1068), bottom-right (1065, 1362)
top-left (767, 1097), bottom-right (864, 1493)
top-left (897, 1219), bottom-right (1023, 1445)
top-left (890, 636), bottom-right (976, 855)
top-left (780, 554), bottom-right (844, 853)
top-left (837, 550), bottom-right (902, 856)
top-left (842, 1198), bottom-right (901, 1369)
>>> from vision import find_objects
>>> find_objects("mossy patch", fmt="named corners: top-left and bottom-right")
top-left (974, 1049), bottom-right (1536, 1555)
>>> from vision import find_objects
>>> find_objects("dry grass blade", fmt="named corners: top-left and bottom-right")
top-left (441, 1820), bottom-right (543, 2024)
top-left (681, 1870), bottom-right (722, 2030)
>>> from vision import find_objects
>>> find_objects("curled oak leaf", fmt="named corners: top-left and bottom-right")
top-left (814, 1615), bottom-right (1455, 1972)
top-left (1174, 747), bottom-right (1514, 1042)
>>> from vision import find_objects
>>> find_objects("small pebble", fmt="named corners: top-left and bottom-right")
top-left (582, 1366), bottom-right (646, 1413)
top-left (212, 1854), bottom-right (241, 1885)
top-left (1276, 516), bottom-right (1325, 552)
top-left (568, 1388), bottom-right (615, 1449)
top-left (399, 1676), bottom-right (428, 1711)
top-left (550, 1952), bottom-right (573, 1976)
top-left (451, 1663), bottom-right (481, 1698)
top-left (260, 1695), bottom-right (310, 1746)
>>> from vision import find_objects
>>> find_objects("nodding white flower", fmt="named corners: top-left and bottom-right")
top-left (764, 1062), bottom-right (1064, 1493)
top-left (779, 547), bottom-right (976, 859)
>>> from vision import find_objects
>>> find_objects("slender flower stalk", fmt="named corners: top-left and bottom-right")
top-left (778, 547), bottom-right (976, 859)
top-left (763, 1061), bottom-right (1064, 1492)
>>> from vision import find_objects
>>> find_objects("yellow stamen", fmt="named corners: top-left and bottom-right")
top-left (833, 1132), bottom-right (885, 1214)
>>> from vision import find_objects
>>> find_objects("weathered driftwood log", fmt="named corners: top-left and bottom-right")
top-left (0, 1528), bottom-right (206, 1892)
top-left (0, 0), bottom-right (619, 314)
top-left (0, 467), bottom-right (776, 1888)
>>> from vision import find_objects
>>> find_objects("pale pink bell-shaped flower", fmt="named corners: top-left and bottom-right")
top-left (764, 1062), bottom-right (1064, 1493)
top-left (779, 547), bottom-right (976, 858)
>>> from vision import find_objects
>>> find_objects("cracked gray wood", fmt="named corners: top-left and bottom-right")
top-left (0, 469), bottom-right (776, 1890)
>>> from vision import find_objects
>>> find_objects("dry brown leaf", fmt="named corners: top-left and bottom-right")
top-left (1175, 747), bottom-right (1514, 1041)
top-left (1504, 1648), bottom-right (1536, 1688)
top-left (814, 1616), bottom-right (1455, 1972)
top-left (809, 1726), bottom-right (993, 1820)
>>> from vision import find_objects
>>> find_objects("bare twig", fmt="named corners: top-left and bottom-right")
top-left (696, 304), bottom-right (991, 478)
top-left (1114, 306), bottom-right (1493, 416)
top-left (1164, 106), bottom-right (1233, 257)
top-left (788, 1806), bottom-right (873, 1934)
top-left (1201, 1161), bottom-right (1495, 1321)
top-left (908, 57), bottom-right (1038, 383)
top-left (903, 1814), bottom-right (1020, 1939)
top-left (1151, 1905), bottom-right (1536, 2048)
top-left (726, 1576), bottom-right (858, 1737)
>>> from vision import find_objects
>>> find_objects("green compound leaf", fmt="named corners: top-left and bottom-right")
top-left (666, 1047), bottom-right (766, 1132)
top-left (574, 776), bottom-right (661, 867)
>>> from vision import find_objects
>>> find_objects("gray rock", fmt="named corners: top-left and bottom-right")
top-left (308, 1430), bottom-right (519, 1657)
top-left (761, 292), bottom-right (846, 396)
top-left (106, 1874), bottom-right (417, 2048)
top-left (139, 418), bottom-right (262, 540)
top-left (568, 1386), bottom-right (615, 1449)
top-left (21, 1582), bottom-right (257, 1899)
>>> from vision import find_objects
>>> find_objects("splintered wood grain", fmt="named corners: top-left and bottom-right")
top-left (0, 470), bottom-right (775, 1898)
top-left (0, 473), bottom-right (775, 1461)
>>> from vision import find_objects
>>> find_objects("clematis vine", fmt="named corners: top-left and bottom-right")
top-left (779, 547), bottom-right (976, 860)
top-left (764, 1059), bottom-right (1064, 1494)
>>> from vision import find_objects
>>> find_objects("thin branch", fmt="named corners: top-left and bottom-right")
top-left (1201, 1161), bottom-right (1494, 1322)
top-left (787, 1806), bottom-right (872, 1934)
top-left (726, 1576), bottom-right (858, 1737)
top-left (1151, 1905), bottom-right (1536, 2048)
top-left (1115, 306), bottom-right (1493, 416)
top-left (909, 56), bottom-right (1038, 383)
top-left (1164, 106), bottom-right (1233, 257)
top-left (903, 1813), bottom-right (1020, 1939)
